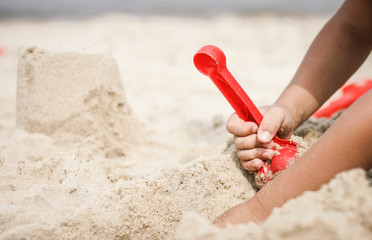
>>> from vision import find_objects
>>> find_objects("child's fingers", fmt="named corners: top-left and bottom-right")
top-left (257, 107), bottom-right (285, 143)
top-left (226, 113), bottom-right (258, 137)
top-left (234, 134), bottom-right (264, 150)
top-left (241, 158), bottom-right (264, 172)
top-left (236, 148), bottom-right (275, 163)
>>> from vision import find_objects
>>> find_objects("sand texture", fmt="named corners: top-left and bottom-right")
top-left (176, 168), bottom-right (372, 240)
top-left (1, 14), bottom-right (372, 240)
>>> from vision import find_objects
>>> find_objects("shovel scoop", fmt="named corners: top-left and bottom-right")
top-left (193, 45), bottom-right (300, 187)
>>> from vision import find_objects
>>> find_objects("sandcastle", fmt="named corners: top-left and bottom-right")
top-left (17, 45), bottom-right (129, 134)
top-left (16, 45), bottom-right (142, 159)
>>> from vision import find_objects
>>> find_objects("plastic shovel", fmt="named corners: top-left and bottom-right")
top-left (193, 45), bottom-right (299, 181)
top-left (313, 79), bottom-right (372, 118)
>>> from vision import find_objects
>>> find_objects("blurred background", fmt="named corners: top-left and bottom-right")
top-left (4, 0), bottom-right (371, 149)
top-left (0, 0), bottom-right (343, 18)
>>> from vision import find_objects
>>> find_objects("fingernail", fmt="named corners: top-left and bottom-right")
top-left (252, 125), bottom-right (258, 133)
top-left (259, 131), bottom-right (271, 142)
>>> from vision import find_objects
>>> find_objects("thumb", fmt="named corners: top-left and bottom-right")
top-left (257, 108), bottom-right (285, 144)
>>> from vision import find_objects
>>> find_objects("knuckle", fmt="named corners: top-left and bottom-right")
top-left (235, 140), bottom-right (266, 161)
top-left (226, 117), bottom-right (238, 133)
top-left (240, 159), bottom-right (245, 167)
top-left (241, 163), bottom-right (251, 172)
top-left (234, 138), bottom-right (244, 149)
top-left (236, 151), bottom-right (247, 161)
top-left (249, 149), bottom-right (265, 161)
top-left (234, 136), bottom-right (257, 150)
top-left (260, 120), bottom-right (277, 131)
top-left (237, 150), bottom-right (254, 161)
top-left (226, 121), bottom-right (234, 133)
top-left (236, 151), bottom-right (243, 159)
top-left (244, 162), bottom-right (255, 172)
top-left (242, 159), bottom-right (263, 172)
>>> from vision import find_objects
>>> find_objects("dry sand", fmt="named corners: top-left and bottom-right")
top-left (0, 14), bottom-right (372, 239)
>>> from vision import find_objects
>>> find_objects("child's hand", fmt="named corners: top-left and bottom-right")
top-left (213, 195), bottom-right (268, 227)
top-left (226, 104), bottom-right (296, 171)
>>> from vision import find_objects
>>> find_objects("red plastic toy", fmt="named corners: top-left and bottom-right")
top-left (0, 46), bottom-right (5, 56)
top-left (313, 79), bottom-right (372, 118)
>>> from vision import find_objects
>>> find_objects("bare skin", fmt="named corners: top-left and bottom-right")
top-left (215, 0), bottom-right (372, 227)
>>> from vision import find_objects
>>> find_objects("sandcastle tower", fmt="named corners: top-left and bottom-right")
top-left (16, 45), bottom-right (138, 157)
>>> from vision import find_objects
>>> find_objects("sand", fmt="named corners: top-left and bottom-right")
top-left (1, 14), bottom-right (372, 240)
top-left (176, 168), bottom-right (372, 240)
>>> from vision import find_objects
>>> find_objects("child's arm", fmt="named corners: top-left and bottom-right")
top-left (217, 0), bottom-right (372, 226)
top-left (215, 90), bottom-right (372, 226)
top-left (276, 0), bottom-right (372, 129)
top-left (227, 0), bottom-right (372, 172)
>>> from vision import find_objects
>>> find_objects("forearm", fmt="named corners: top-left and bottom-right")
top-left (276, 0), bottom-right (372, 127)
top-left (255, 90), bottom-right (372, 215)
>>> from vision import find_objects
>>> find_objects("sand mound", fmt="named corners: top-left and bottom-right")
top-left (0, 147), bottom-right (255, 239)
top-left (176, 168), bottom-right (372, 240)
top-left (1, 43), bottom-right (372, 240)
top-left (294, 112), bottom-right (343, 147)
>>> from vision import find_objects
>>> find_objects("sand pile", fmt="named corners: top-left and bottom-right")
top-left (0, 46), bottom-right (256, 239)
top-left (176, 168), bottom-right (372, 240)
top-left (0, 147), bottom-right (255, 239)
top-left (1, 15), bottom-right (372, 240)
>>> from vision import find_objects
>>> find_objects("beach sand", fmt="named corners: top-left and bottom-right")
top-left (0, 14), bottom-right (372, 239)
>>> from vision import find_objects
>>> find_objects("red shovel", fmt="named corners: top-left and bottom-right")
top-left (193, 45), bottom-right (299, 182)
top-left (313, 79), bottom-right (372, 118)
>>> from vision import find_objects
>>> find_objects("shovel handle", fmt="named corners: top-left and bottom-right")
top-left (194, 45), bottom-right (263, 124)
